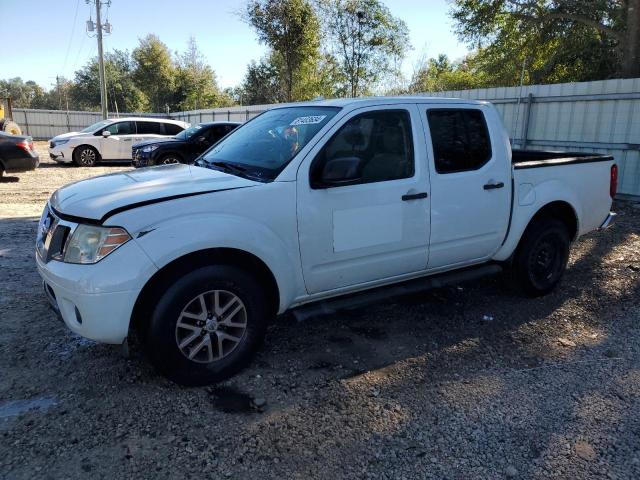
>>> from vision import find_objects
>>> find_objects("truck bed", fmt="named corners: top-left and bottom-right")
top-left (512, 149), bottom-right (613, 169)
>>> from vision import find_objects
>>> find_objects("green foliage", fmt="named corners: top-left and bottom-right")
top-left (0, 78), bottom-right (47, 108)
top-left (317, 0), bottom-right (410, 97)
top-left (71, 49), bottom-right (148, 112)
top-left (245, 0), bottom-right (321, 102)
top-left (132, 34), bottom-right (176, 112)
top-left (408, 54), bottom-right (489, 93)
top-left (174, 37), bottom-right (225, 111)
top-left (450, 0), bottom-right (639, 84)
top-left (241, 57), bottom-right (285, 105)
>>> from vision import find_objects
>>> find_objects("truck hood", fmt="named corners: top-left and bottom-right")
top-left (50, 164), bottom-right (259, 222)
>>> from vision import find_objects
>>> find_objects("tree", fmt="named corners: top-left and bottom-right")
top-left (451, 0), bottom-right (640, 83)
top-left (72, 50), bottom-right (147, 112)
top-left (245, 0), bottom-right (321, 101)
top-left (240, 57), bottom-right (286, 105)
top-left (132, 34), bottom-right (176, 112)
top-left (174, 37), bottom-right (225, 111)
top-left (407, 53), bottom-right (490, 93)
top-left (317, 0), bottom-right (410, 97)
top-left (0, 77), bottom-right (48, 108)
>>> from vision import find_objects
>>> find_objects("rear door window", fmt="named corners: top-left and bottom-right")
top-left (427, 109), bottom-right (491, 174)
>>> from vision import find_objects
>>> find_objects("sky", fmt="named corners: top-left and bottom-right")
top-left (0, 0), bottom-right (469, 90)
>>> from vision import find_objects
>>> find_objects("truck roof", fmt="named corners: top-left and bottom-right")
top-left (290, 96), bottom-right (489, 109)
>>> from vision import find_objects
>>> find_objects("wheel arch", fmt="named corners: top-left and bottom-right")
top-left (524, 200), bottom-right (578, 241)
top-left (73, 143), bottom-right (101, 163)
top-left (130, 247), bottom-right (280, 335)
top-left (494, 197), bottom-right (579, 262)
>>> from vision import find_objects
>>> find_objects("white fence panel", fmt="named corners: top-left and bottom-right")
top-left (12, 109), bottom-right (167, 140)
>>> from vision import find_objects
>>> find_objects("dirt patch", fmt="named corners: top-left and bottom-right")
top-left (1, 145), bottom-right (639, 479)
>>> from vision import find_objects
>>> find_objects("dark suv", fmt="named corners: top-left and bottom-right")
top-left (132, 121), bottom-right (240, 167)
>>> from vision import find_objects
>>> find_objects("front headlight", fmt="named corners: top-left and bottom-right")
top-left (142, 145), bottom-right (158, 153)
top-left (54, 139), bottom-right (70, 146)
top-left (64, 224), bottom-right (131, 264)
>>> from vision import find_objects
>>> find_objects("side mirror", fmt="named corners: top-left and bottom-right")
top-left (315, 156), bottom-right (363, 187)
top-left (102, 130), bottom-right (111, 138)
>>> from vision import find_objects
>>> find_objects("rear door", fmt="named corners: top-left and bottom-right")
top-left (296, 104), bottom-right (431, 294)
top-left (419, 106), bottom-right (511, 269)
top-left (135, 121), bottom-right (164, 143)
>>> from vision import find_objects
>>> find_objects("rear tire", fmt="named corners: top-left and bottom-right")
top-left (145, 265), bottom-right (269, 386)
top-left (73, 145), bottom-right (99, 167)
top-left (0, 120), bottom-right (22, 135)
top-left (511, 217), bottom-right (570, 297)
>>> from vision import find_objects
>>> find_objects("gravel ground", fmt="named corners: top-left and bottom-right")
top-left (1, 142), bottom-right (639, 479)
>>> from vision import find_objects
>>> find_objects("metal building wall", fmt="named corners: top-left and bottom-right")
top-left (13, 78), bottom-right (640, 195)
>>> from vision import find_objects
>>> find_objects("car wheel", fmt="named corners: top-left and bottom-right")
top-left (159, 154), bottom-right (181, 165)
top-left (145, 265), bottom-right (270, 386)
top-left (73, 145), bottom-right (99, 167)
top-left (512, 217), bottom-right (570, 297)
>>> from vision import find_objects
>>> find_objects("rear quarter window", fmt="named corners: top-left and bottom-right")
top-left (136, 121), bottom-right (163, 135)
top-left (427, 109), bottom-right (492, 174)
top-left (164, 123), bottom-right (184, 135)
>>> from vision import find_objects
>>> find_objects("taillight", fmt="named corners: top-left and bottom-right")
top-left (610, 164), bottom-right (618, 199)
top-left (16, 140), bottom-right (34, 153)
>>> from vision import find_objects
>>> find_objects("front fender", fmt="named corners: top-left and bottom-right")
top-left (493, 178), bottom-right (580, 262)
top-left (132, 212), bottom-right (301, 313)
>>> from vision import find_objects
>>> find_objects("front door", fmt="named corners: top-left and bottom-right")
top-left (297, 105), bottom-right (431, 294)
top-left (100, 121), bottom-right (136, 159)
top-left (420, 106), bottom-right (511, 269)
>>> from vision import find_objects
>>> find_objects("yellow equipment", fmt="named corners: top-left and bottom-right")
top-left (0, 98), bottom-right (22, 135)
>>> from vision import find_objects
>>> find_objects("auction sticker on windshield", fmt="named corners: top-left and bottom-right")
top-left (290, 115), bottom-right (327, 126)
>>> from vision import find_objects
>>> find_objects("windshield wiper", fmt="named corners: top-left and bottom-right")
top-left (197, 159), bottom-right (268, 182)
top-left (210, 161), bottom-right (248, 174)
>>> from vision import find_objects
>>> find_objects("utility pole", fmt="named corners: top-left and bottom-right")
top-left (87, 0), bottom-right (112, 119)
top-left (56, 75), bottom-right (62, 110)
top-left (95, 0), bottom-right (108, 119)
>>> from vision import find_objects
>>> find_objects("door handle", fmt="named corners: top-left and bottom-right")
top-left (402, 192), bottom-right (428, 201)
top-left (483, 182), bottom-right (504, 190)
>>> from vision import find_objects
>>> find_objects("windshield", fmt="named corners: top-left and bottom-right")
top-left (198, 106), bottom-right (340, 181)
top-left (175, 124), bottom-right (204, 140)
top-left (80, 120), bottom-right (113, 133)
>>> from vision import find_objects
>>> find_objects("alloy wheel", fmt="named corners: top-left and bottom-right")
top-left (174, 290), bottom-right (248, 364)
top-left (80, 148), bottom-right (96, 166)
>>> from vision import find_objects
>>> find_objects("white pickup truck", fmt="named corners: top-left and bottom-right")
top-left (36, 97), bottom-right (617, 385)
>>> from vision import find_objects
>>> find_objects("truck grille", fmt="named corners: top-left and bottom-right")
top-left (36, 205), bottom-right (72, 262)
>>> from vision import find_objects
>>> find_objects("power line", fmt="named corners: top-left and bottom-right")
top-left (61, 0), bottom-right (81, 75)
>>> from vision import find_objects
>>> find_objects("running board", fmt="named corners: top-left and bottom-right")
top-left (292, 264), bottom-right (503, 322)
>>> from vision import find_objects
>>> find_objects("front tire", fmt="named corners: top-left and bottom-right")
top-left (512, 218), bottom-right (570, 297)
top-left (157, 154), bottom-right (182, 165)
top-left (145, 265), bottom-right (269, 386)
top-left (73, 145), bottom-right (99, 167)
